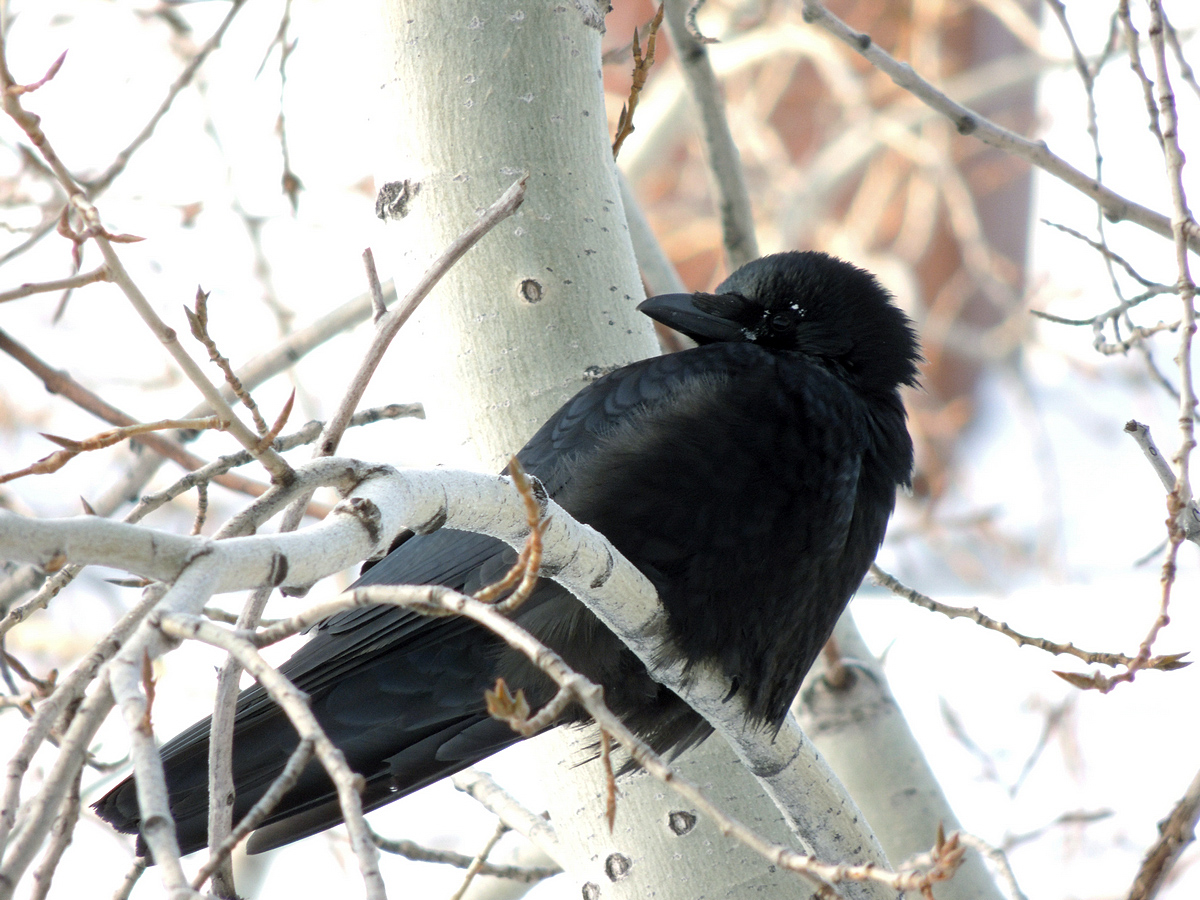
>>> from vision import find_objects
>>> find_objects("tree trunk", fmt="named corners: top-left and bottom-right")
top-left (371, 0), bottom-right (656, 473)
top-left (798, 613), bottom-right (1005, 900)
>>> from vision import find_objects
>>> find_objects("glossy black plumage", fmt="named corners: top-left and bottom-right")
top-left (94, 251), bottom-right (920, 857)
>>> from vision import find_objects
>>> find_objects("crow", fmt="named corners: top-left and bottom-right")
top-left (95, 250), bottom-right (920, 856)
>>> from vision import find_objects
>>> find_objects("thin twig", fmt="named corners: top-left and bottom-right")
top-left (1161, 10), bottom-right (1200, 104)
top-left (129, 404), bottom-right (421, 522)
top-left (0, 649), bottom-right (56, 699)
top-left (0, 417), bottom-right (224, 486)
top-left (0, 266), bottom-right (112, 304)
top-left (450, 770), bottom-right (559, 856)
top-left (363, 247), bottom-right (387, 321)
top-left (1118, 4), bottom-right (1165, 155)
top-left (1040, 220), bottom-right (1172, 290)
top-left (1002, 809), bottom-right (1113, 852)
top-left (155, 614), bottom-right (385, 899)
top-left (255, 391), bottom-right (295, 454)
top-left (190, 481), bottom-right (209, 536)
top-left (263, 0), bottom-right (302, 211)
top-left (1045, 0), bottom-right (1126, 301)
top-left (612, 5), bottom-right (665, 159)
top-left (191, 739), bottom-right (315, 891)
top-left (369, 826), bottom-right (560, 883)
top-left (84, 0), bottom-right (248, 195)
top-left (85, 202), bottom-right (293, 480)
top-left (1126, 765), bottom-right (1200, 900)
top-left (798, 0), bottom-right (1200, 254)
top-left (109, 859), bottom-right (147, 900)
top-left (448, 820), bottom-right (509, 900)
top-left (312, 177), bottom-right (527, 461)
top-left (1124, 420), bottom-right (1200, 543)
top-left (0, 328), bottom-right (289, 502)
top-left (870, 564), bottom-right (1190, 672)
top-left (185, 287), bottom-right (270, 436)
top-left (954, 834), bottom-right (1029, 900)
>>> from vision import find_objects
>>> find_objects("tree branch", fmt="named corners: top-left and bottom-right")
top-left (798, 0), bottom-right (1200, 255)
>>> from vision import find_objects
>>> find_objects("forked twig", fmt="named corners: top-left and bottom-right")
top-left (612, 5), bottom-right (665, 159)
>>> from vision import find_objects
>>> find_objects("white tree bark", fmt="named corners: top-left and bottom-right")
top-left (798, 614), bottom-right (1005, 900)
top-left (371, 0), bottom-right (657, 472)
top-left (536, 726), bottom-right (831, 899)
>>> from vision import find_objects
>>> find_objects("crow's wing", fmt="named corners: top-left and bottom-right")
top-left (97, 346), bottom-right (747, 854)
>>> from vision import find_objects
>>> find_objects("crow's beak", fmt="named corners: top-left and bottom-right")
top-left (637, 292), bottom-right (750, 344)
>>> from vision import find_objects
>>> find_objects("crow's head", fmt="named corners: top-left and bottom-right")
top-left (638, 251), bottom-right (921, 397)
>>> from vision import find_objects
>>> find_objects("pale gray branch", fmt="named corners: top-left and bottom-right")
top-left (662, 0), bottom-right (758, 269)
top-left (155, 614), bottom-right (385, 900)
top-left (451, 771), bottom-right (560, 859)
top-left (799, 0), bottom-right (1200, 255)
top-left (1124, 420), bottom-right (1200, 544)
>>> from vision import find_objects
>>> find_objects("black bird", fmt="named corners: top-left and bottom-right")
top-left (95, 251), bottom-right (920, 856)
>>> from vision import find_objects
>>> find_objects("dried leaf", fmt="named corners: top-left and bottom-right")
top-left (1054, 670), bottom-right (1103, 691)
top-left (485, 679), bottom-right (530, 722)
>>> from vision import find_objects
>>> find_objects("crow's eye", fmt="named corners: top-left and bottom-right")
top-left (768, 311), bottom-right (797, 332)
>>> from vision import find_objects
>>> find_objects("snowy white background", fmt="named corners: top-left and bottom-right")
top-left (1, 1), bottom-right (1198, 898)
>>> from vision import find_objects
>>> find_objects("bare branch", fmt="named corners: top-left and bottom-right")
top-left (312, 177), bottom-right (527, 461)
top-left (189, 175), bottom-right (520, 868)
top-left (662, 0), bottom-right (759, 268)
top-left (155, 612), bottom-right (384, 899)
top-left (205, 581), bottom-right (275, 896)
top-left (1125, 420), bottom-right (1200, 543)
top-left (1039, 219), bottom-right (1173, 291)
top-left (451, 770), bottom-right (559, 857)
top-left (84, 0), bottom-right (249, 195)
top-left (0, 328), bottom-right (295, 503)
top-left (369, 825), bottom-right (561, 884)
top-left (1126, 764), bottom-right (1200, 900)
top-left (612, 5), bottom-right (665, 159)
top-left (109, 859), bottom-right (146, 900)
top-left (798, 0), bottom-right (1200, 254)
top-left (0, 417), bottom-right (224, 486)
top-left (27, 769), bottom-right (80, 900)
top-left (0, 585), bottom-right (166, 855)
top-left (0, 406), bottom-right (423, 639)
top-left (87, 224), bottom-right (295, 481)
top-left (185, 287), bottom-right (271, 436)
top-left (0, 266), bottom-right (112, 305)
top-left (191, 739), bottom-right (315, 891)
top-left (870, 564), bottom-right (1190, 672)
top-left (0, 671), bottom-right (117, 898)
top-left (342, 583), bottom-right (962, 896)
top-left (363, 247), bottom-right (387, 321)
top-left (448, 820), bottom-right (509, 900)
